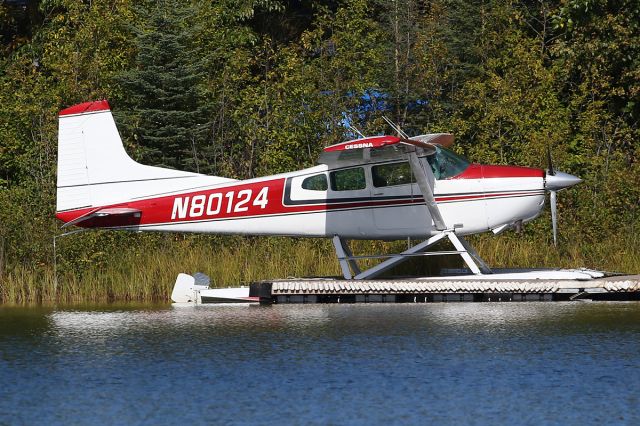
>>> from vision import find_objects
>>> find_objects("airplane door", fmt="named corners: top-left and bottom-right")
top-left (370, 161), bottom-right (426, 233)
top-left (325, 165), bottom-right (375, 238)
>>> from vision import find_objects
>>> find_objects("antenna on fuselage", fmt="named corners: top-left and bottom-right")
top-left (382, 116), bottom-right (409, 139)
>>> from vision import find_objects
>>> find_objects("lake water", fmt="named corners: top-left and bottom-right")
top-left (1, 302), bottom-right (639, 425)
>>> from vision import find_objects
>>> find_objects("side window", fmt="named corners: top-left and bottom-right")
top-left (330, 167), bottom-right (366, 191)
top-left (372, 162), bottom-right (412, 187)
top-left (301, 174), bottom-right (328, 191)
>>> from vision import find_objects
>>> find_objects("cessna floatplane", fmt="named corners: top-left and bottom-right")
top-left (55, 100), bottom-right (591, 302)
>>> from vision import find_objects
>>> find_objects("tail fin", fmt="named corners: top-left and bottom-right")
top-left (56, 100), bottom-right (232, 214)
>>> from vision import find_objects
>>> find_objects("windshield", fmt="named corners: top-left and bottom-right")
top-left (426, 146), bottom-right (470, 179)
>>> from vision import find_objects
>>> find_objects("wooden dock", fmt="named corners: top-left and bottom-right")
top-left (249, 274), bottom-right (640, 304)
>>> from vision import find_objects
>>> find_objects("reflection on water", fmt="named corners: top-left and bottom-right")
top-left (1, 303), bottom-right (640, 425)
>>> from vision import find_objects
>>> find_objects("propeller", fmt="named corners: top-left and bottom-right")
top-left (547, 146), bottom-right (558, 246)
top-left (550, 188), bottom-right (558, 246)
top-left (544, 146), bottom-right (582, 246)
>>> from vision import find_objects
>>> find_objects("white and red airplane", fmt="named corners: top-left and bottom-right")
top-left (55, 100), bottom-right (581, 280)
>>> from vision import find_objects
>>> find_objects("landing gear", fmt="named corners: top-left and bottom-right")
top-left (332, 231), bottom-right (492, 280)
top-left (331, 134), bottom-right (492, 280)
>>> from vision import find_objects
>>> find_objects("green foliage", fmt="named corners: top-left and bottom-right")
top-left (0, 0), bottom-right (638, 302)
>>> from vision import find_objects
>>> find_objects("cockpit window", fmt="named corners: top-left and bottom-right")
top-left (372, 162), bottom-right (413, 187)
top-left (330, 167), bottom-right (366, 191)
top-left (426, 146), bottom-right (470, 179)
top-left (301, 174), bottom-right (328, 191)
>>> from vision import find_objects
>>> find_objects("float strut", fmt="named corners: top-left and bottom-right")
top-left (353, 233), bottom-right (448, 280)
top-left (332, 236), bottom-right (361, 280)
top-left (332, 231), bottom-right (492, 280)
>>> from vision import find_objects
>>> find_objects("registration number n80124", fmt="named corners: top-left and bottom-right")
top-left (171, 187), bottom-right (269, 220)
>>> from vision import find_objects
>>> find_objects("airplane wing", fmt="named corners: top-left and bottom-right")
top-left (61, 207), bottom-right (142, 228)
top-left (320, 133), bottom-right (453, 158)
top-left (403, 133), bottom-right (454, 148)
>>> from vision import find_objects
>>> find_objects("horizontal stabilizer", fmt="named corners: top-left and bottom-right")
top-left (61, 207), bottom-right (142, 228)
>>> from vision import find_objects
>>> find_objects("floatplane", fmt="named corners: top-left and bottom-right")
top-left (55, 100), bottom-right (593, 303)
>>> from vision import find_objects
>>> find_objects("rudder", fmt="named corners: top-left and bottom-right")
top-left (56, 100), bottom-right (228, 215)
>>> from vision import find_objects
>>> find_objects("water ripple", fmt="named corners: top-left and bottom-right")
top-left (1, 302), bottom-right (639, 425)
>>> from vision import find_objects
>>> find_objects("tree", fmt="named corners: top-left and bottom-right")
top-left (116, 0), bottom-right (210, 172)
top-left (0, 0), bottom-right (137, 265)
top-left (551, 0), bottom-right (640, 237)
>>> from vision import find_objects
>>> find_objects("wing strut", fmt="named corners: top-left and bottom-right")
top-left (407, 150), bottom-right (446, 231)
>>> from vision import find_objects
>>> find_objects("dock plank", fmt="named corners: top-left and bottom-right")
top-left (253, 275), bottom-right (640, 303)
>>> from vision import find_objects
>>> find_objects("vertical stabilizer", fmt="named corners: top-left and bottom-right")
top-left (56, 100), bottom-right (234, 214)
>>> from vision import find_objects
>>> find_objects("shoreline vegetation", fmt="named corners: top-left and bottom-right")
top-left (1, 232), bottom-right (637, 304)
top-left (1, 1), bottom-right (638, 304)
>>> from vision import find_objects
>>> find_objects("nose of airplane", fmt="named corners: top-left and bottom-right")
top-left (545, 171), bottom-right (582, 191)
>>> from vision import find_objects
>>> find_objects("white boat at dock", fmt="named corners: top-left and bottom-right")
top-left (171, 273), bottom-right (259, 305)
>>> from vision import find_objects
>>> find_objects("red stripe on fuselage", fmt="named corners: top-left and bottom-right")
top-left (57, 178), bottom-right (289, 227)
top-left (56, 173), bottom-right (543, 229)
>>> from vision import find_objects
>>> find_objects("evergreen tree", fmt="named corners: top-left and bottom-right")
top-left (116, 0), bottom-right (209, 172)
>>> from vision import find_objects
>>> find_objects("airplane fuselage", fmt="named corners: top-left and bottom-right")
top-left (57, 160), bottom-right (546, 239)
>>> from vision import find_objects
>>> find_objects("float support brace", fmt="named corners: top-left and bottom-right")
top-left (353, 233), bottom-right (447, 280)
top-left (454, 234), bottom-right (492, 274)
top-left (332, 231), bottom-right (492, 280)
top-left (333, 235), bottom-right (361, 280)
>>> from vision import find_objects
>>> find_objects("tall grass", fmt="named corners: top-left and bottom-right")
top-left (469, 232), bottom-right (640, 273)
top-left (1, 233), bottom-right (638, 304)
top-left (0, 237), bottom-right (341, 304)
